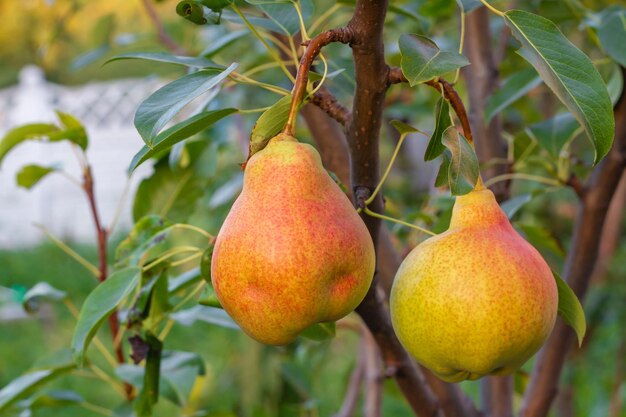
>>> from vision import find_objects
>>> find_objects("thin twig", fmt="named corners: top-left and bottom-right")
top-left (141, 0), bottom-right (189, 55)
top-left (388, 68), bottom-right (474, 144)
top-left (82, 165), bottom-right (133, 399)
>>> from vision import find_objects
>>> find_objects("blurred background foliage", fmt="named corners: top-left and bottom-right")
top-left (0, 0), bottom-right (625, 416)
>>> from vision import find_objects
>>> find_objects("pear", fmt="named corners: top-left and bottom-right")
top-left (390, 186), bottom-right (558, 382)
top-left (211, 133), bottom-right (375, 345)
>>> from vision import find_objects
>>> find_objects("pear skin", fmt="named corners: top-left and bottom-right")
top-left (390, 187), bottom-right (558, 382)
top-left (211, 134), bottom-right (375, 345)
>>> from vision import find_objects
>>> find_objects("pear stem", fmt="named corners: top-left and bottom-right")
top-left (362, 206), bottom-right (436, 236)
top-left (283, 28), bottom-right (353, 136)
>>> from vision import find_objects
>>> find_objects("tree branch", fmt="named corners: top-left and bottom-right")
top-left (388, 68), bottom-right (473, 145)
top-left (520, 67), bottom-right (626, 417)
top-left (310, 87), bottom-right (352, 127)
top-left (344, 2), bottom-right (443, 416)
top-left (141, 0), bottom-right (189, 56)
top-left (82, 166), bottom-right (133, 399)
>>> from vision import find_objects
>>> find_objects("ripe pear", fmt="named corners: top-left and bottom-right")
top-left (211, 133), bottom-right (375, 345)
top-left (390, 185), bottom-right (558, 382)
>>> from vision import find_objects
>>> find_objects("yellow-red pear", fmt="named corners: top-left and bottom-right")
top-left (390, 187), bottom-right (558, 382)
top-left (211, 133), bottom-right (375, 345)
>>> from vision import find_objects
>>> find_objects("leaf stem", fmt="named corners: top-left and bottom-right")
top-left (36, 225), bottom-right (100, 277)
top-left (362, 206), bottom-right (436, 236)
top-left (64, 299), bottom-right (119, 369)
top-left (172, 223), bottom-right (215, 241)
top-left (483, 173), bottom-right (562, 187)
top-left (80, 402), bottom-right (115, 416)
top-left (365, 130), bottom-right (428, 206)
top-left (478, 0), bottom-right (505, 17)
top-left (231, 3), bottom-right (295, 82)
top-left (454, 10), bottom-right (466, 84)
top-left (142, 246), bottom-right (203, 271)
top-left (228, 73), bottom-right (291, 96)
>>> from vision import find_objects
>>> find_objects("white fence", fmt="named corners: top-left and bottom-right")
top-left (0, 66), bottom-right (163, 248)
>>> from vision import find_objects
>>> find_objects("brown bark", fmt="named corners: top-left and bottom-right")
top-left (344, 2), bottom-right (443, 416)
top-left (520, 67), bottom-right (626, 417)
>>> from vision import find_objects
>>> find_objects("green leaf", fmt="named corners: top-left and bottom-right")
top-left (25, 390), bottom-right (84, 409)
top-left (607, 63), bottom-right (624, 106)
top-left (0, 124), bottom-right (59, 165)
top-left (503, 10), bottom-right (615, 164)
top-left (171, 305), bottom-right (239, 330)
top-left (106, 52), bottom-right (223, 69)
top-left (526, 113), bottom-right (581, 158)
top-left (256, 2), bottom-right (313, 35)
top-left (249, 95), bottom-right (293, 157)
top-left (518, 224), bottom-right (565, 260)
top-left (390, 120), bottom-right (418, 135)
top-left (71, 267), bottom-right (141, 365)
top-left (16, 165), bottom-right (57, 190)
top-left (300, 322), bottom-right (336, 341)
top-left (442, 128), bottom-right (479, 195)
top-left (597, 8), bottom-right (626, 67)
top-left (176, 1), bottom-right (223, 24)
top-left (133, 163), bottom-right (203, 223)
top-left (200, 30), bottom-right (247, 57)
top-left (115, 215), bottom-right (172, 267)
top-left (134, 333), bottom-right (163, 417)
top-left (23, 282), bottom-right (67, 313)
top-left (0, 366), bottom-right (74, 412)
top-left (116, 351), bottom-right (205, 407)
top-left (168, 268), bottom-right (201, 294)
top-left (134, 64), bottom-right (237, 145)
top-left (425, 98), bottom-right (452, 161)
top-left (160, 351), bottom-right (206, 406)
top-left (200, 246), bottom-right (213, 282)
top-left (55, 111), bottom-right (88, 150)
top-left (399, 34), bottom-right (469, 86)
top-left (553, 271), bottom-right (586, 346)
top-left (198, 284), bottom-right (222, 308)
top-left (435, 151), bottom-right (451, 188)
top-left (484, 68), bottom-right (542, 123)
top-left (129, 108), bottom-right (237, 172)
top-left (500, 193), bottom-right (533, 219)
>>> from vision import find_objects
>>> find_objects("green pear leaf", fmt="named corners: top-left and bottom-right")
top-left (300, 322), bottom-right (336, 341)
top-left (503, 10), bottom-right (614, 164)
top-left (597, 8), bottom-right (626, 67)
top-left (441, 127), bottom-right (479, 196)
top-left (22, 282), bottom-right (67, 313)
top-left (425, 98), bottom-right (452, 161)
top-left (526, 113), bottom-right (582, 158)
top-left (553, 271), bottom-right (586, 346)
top-left (249, 95), bottom-right (293, 158)
top-left (134, 64), bottom-right (237, 145)
top-left (129, 108), bottom-right (237, 173)
top-left (106, 52), bottom-right (224, 69)
top-left (0, 365), bottom-right (75, 412)
top-left (484, 68), bottom-right (542, 123)
top-left (16, 165), bottom-right (57, 190)
top-left (71, 267), bottom-right (141, 365)
top-left (399, 34), bottom-right (469, 86)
